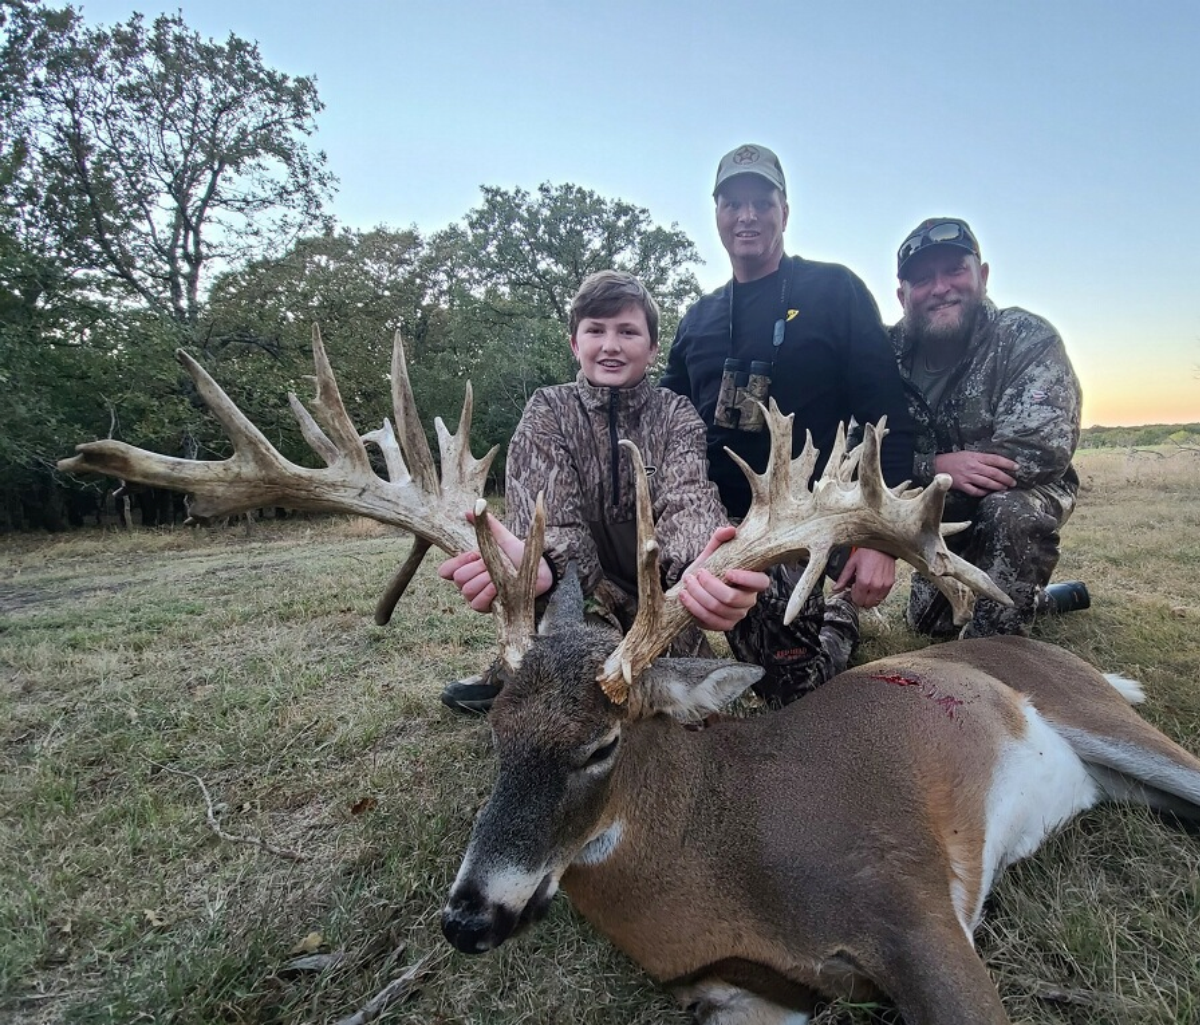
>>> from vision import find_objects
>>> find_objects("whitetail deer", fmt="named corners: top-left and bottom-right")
top-left (60, 329), bottom-right (1200, 1025)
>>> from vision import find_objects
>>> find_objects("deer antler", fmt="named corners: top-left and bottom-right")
top-left (598, 403), bottom-right (1011, 704)
top-left (472, 494), bottom-right (547, 671)
top-left (58, 326), bottom-right (497, 616)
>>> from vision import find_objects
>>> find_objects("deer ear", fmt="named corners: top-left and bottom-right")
top-left (638, 659), bottom-right (764, 721)
top-left (538, 560), bottom-right (584, 635)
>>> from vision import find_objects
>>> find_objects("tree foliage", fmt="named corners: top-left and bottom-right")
top-left (2, 1), bottom-right (334, 327)
top-left (0, 1), bottom-right (336, 526)
top-left (1078, 423), bottom-right (1200, 449)
top-left (451, 182), bottom-right (700, 328)
top-left (201, 227), bottom-right (438, 466)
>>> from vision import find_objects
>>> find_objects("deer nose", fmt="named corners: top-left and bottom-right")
top-left (441, 887), bottom-right (517, 954)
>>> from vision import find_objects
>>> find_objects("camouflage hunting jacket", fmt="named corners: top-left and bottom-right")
top-left (505, 372), bottom-right (727, 604)
top-left (890, 299), bottom-right (1081, 493)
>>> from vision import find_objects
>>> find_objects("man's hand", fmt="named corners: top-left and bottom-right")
top-left (934, 450), bottom-right (1018, 497)
top-left (437, 511), bottom-right (554, 614)
top-left (832, 547), bottom-right (896, 608)
top-left (678, 525), bottom-right (771, 632)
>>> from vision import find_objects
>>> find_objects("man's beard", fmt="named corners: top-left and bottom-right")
top-left (907, 294), bottom-right (984, 353)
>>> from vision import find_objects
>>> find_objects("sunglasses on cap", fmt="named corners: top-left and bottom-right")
top-left (897, 219), bottom-right (980, 276)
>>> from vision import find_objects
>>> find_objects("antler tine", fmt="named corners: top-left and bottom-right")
top-left (597, 412), bottom-right (1015, 695)
top-left (599, 441), bottom-right (665, 705)
top-left (58, 349), bottom-right (299, 518)
top-left (364, 409), bottom-right (432, 626)
top-left (374, 331), bottom-right (502, 626)
top-left (790, 428), bottom-right (820, 501)
top-left (307, 325), bottom-right (374, 473)
top-left (435, 381), bottom-right (499, 507)
top-left (361, 420), bottom-right (409, 485)
top-left (929, 575), bottom-right (978, 626)
top-left (473, 494), bottom-right (546, 672)
top-left (856, 419), bottom-right (887, 511)
top-left (823, 421), bottom-right (851, 482)
top-left (390, 329), bottom-right (438, 492)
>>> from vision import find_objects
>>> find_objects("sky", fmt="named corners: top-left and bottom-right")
top-left (77, 0), bottom-right (1200, 427)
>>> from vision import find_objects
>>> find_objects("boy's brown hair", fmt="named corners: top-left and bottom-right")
top-left (568, 270), bottom-right (660, 345)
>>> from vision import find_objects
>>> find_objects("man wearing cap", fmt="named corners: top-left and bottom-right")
top-left (891, 217), bottom-right (1084, 637)
top-left (661, 144), bottom-right (914, 707)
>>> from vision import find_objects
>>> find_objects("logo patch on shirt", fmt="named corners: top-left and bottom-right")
top-left (1029, 390), bottom-right (1047, 401)
top-left (786, 309), bottom-right (799, 321)
top-left (643, 466), bottom-right (657, 478)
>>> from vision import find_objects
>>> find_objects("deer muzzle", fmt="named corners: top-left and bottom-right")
top-left (441, 871), bottom-right (556, 953)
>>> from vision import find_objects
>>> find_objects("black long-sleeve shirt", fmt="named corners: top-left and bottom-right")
top-left (661, 254), bottom-right (915, 518)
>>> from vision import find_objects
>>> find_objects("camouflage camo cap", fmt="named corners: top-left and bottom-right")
top-left (713, 144), bottom-right (786, 198)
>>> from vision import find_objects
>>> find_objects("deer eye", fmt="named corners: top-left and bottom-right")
top-left (583, 735), bottom-right (619, 768)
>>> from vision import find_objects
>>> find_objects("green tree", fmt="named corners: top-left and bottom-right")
top-left (201, 227), bottom-right (444, 466)
top-left (0, 218), bottom-right (123, 528)
top-left (0, 2), bottom-right (335, 527)
top-left (450, 182), bottom-right (701, 328)
top-left (2, 2), bottom-right (335, 330)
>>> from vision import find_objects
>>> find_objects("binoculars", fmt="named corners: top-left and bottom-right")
top-left (714, 359), bottom-right (772, 432)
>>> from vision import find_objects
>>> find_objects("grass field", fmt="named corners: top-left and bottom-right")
top-left (2, 448), bottom-right (1199, 1025)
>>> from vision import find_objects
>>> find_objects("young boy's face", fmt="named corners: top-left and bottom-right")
top-left (570, 304), bottom-right (658, 389)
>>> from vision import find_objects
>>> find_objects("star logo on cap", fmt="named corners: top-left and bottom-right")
top-left (733, 145), bottom-right (760, 165)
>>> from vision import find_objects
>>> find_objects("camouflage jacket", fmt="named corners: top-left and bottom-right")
top-left (891, 300), bottom-right (1081, 493)
top-left (505, 372), bottom-right (727, 601)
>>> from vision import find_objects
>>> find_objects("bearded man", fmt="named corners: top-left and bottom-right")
top-left (892, 218), bottom-right (1085, 637)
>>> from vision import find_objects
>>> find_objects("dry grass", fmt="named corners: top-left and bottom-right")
top-left (2, 450), bottom-right (1198, 1025)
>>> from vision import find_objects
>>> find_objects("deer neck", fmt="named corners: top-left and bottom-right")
top-left (557, 715), bottom-right (845, 992)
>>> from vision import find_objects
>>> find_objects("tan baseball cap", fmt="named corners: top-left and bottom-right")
top-left (713, 144), bottom-right (786, 198)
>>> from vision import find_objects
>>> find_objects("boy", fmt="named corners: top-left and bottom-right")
top-left (439, 270), bottom-right (767, 712)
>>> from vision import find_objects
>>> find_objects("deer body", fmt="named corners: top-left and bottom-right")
top-left (445, 634), bottom-right (1200, 1025)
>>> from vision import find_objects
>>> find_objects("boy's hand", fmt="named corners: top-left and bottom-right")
top-left (437, 511), bottom-right (554, 614)
top-left (679, 525), bottom-right (770, 632)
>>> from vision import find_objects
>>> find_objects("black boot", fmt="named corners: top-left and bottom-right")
top-left (1040, 581), bottom-right (1091, 614)
top-left (440, 672), bottom-right (502, 714)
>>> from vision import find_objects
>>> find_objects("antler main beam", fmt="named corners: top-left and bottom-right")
top-left (599, 403), bottom-right (1012, 703)
top-left (58, 327), bottom-right (496, 608)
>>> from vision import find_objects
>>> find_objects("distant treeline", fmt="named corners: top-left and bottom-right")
top-left (1079, 424), bottom-right (1200, 449)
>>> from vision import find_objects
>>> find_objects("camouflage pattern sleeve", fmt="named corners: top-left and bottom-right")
top-left (987, 313), bottom-right (1081, 487)
top-left (505, 391), bottom-right (604, 592)
top-left (652, 394), bottom-right (730, 587)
